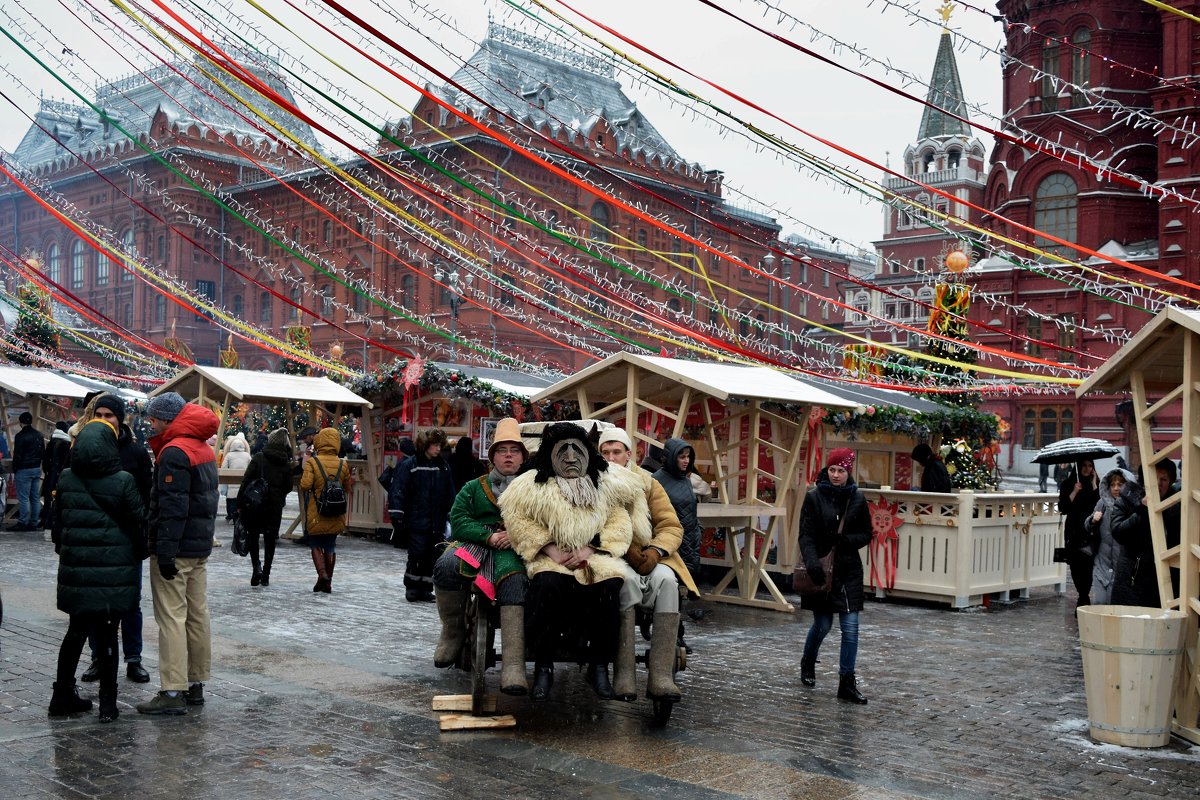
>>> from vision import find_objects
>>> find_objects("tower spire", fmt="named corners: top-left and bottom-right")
top-left (917, 23), bottom-right (971, 141)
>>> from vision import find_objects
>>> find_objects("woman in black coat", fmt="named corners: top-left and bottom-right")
top-left (1110, 461), bottom-right (1181, 607)
top-left (50, 420), bottom-right (145, 723)
top-left (238, 428), bottom-right (295, 586)
top-left (1058, 460), bottom-right (1100, 607)
top-left (797, 448), bottom-right (873, 704)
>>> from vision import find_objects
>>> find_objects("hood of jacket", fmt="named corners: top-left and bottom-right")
top-left (149, 403), bottom-right (219, 461)
top-left (69, 420), bottom-right (122, 478)
top-left (225, 434), bottom-right (249, 454)
top-left (660, 437), bottom-right (694, 480)
top-left (1103, 467), bottom-right (1136, 489)
top-left (313, 427), bottom-right (341, 456)
top-left (52, 428), bottom-right (72, 444)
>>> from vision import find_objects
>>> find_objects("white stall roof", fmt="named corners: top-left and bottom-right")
top-left (152, 365), bottom-right (372, 408)
top-left (531, 352), bottom-right (856, 408)
top-left (0, 365), bottom-right (92, 399)
top-left (53, 371), bottom-right (149, 402)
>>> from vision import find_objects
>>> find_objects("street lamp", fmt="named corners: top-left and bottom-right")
top-left (432, 265), bottom-right (474, 363)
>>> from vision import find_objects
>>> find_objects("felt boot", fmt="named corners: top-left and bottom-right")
top-left (612, 607), bottom-right (638, 701)
top-left (434, 590), bottom-right (468, 668)
top-left (645, 611), bottom-right (682, 700)
top-left (499, 605), bottom-right (528, 695)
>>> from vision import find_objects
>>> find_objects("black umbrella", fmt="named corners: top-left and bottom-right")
top-left (1032, 436), bottom-right (1120, 465)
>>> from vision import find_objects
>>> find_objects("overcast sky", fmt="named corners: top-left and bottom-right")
top-left (0, 0), bottom-right (1005, 254)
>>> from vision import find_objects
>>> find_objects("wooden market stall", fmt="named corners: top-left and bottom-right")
top-left (529, 352), bottom-right (856, 612)
top-left (150, 366), bottom-right (377, 533)
top-left (1075, 306), bottom-right (1200, 745)
top-left (0, 365), bottom-right (92, 522)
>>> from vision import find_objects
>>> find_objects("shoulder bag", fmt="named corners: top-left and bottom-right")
top-left (792, 510), bottom-right (843, 596)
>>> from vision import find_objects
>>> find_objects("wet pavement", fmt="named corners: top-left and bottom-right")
top-left (2, 514), bottom-right (1198, 800)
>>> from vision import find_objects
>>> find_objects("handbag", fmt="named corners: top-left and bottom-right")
top-left (793, 510), bottom-right (843, 596)
top-left (231, 518), bottom-right (250, 557)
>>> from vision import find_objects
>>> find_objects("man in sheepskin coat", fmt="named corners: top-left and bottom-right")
top-left (498, 422), bottom-right (646, 701)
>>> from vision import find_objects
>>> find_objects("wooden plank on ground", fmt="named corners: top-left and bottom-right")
top-left (438, 714), bottom-right (517, 731)
top-left (432, 694), bottom-right (496, 712)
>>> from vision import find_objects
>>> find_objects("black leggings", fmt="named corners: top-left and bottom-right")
top-left (248, 529), bottom-right (277, 574)
top-left (525, 573), bottom-right (621, 665)
top-left (58, 612), bottom-right (120, 691)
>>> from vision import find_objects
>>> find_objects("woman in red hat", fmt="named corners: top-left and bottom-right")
top-left (797, 447), bottom-right (873, 704)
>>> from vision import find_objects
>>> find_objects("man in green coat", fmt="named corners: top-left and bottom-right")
top-left (432, 417), bottom-right (529, 694)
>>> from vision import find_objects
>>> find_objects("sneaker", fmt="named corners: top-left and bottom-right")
top-left (185, 682), bottom-right (205, 706)
top-left (126, 662), bottom-right (151, 683)
top-left (136, 691), bottom-right (187, 715)
top-left (81, 662), bottom-right (101, 682)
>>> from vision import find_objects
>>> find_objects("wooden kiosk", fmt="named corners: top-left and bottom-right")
top-left (149, 366), bottom-right (378, 533)
top-left (1076, 306), bottom-right (1200, 745)
top-left (530, 353), bottom-right (855, 612)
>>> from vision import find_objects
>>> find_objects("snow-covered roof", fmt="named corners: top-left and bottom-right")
top-left (0, 365), bottom-right (92, 399)
top-left (153, 365), bottom-right (372, 408)
top-left (432, 362), bottom-right (558, 399)
top-left (530, 352), bottom-right (857, 407)
top-left (54, 371), bottom-right (148, 402)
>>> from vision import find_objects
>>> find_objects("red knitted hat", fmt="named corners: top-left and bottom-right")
top-left (826, 447), bottom-right (855, 470)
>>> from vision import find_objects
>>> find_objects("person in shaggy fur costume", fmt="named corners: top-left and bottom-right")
top-left (498, 422), bottom-right (647, 702)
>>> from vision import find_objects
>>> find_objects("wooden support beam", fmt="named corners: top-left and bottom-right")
top-left (432, 694), bottom-right (496, 712)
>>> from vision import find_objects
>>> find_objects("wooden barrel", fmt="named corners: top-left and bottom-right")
top-left (1077, 605), bottom-right (1187, 747)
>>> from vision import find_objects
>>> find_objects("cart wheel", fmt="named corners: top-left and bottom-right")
top-left (468, 596), bottom-right (490, 716)
top-left (650, 697), bottom-right (674, 726)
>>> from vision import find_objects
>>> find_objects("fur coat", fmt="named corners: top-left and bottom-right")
top-left (500, 464), bottom-right (647, 584)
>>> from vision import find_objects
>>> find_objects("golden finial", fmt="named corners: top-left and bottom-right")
top-left (330, 341), bottom-right (344, 361)
top-left (938, 0), bottom-right (954, 27)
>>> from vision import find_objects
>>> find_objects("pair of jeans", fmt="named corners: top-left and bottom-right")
top-left (88, 566), bottom-right (143, 663)
top-left (802, 610), bottom-right (860, 676)
top-left (149, 557), bottom-right (211, 691)
top-left (15, 467), bottom-right (41, 527)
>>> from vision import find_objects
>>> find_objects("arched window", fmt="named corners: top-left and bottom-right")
top-left (1041, 40), bottom-right (1060, 113)
top-left (922, 152), bottom-right (935, 173)
top-left (121, 229), bottom-right (135, 281)
top-left (947, 148), bottom-right (961, 170)
top-left (400, 275), bottom-right (415, 310)
top-left (260, 291), bottom-right (272, 326)
top-left (232, 294), bottom-right (243, 319)
top-left (1071, 29), bottom-right (1090, 108)
top-left (96, 247), bottom-right (110, 286)
top-left (46, 243), bottom-right (60, 283)
top-left (1034, 173), bottom-right (1078, 255)
top-left (321, 284), bottom-right (334, 315)
top-left (637, 228), bottom-right (648, 248)
top-left (289, 286), bottom-right (302, 321)
top-left (154, 294), bottom-right (166, 326)
top-left (853, 291), bottom-right (870, 320)
top-left (70, 240), bottom-right (86, 289)
top-left (323, 220), bottom-right (333, 244)
top-left (667, 297), bottom-right (682, 314)
top-left (588, 201), bottom-right (610, 245)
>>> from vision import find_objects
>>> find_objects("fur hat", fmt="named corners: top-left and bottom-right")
top-left (94, 394), bottom-right (126, 425)
top-left (826, 447), bottom-right (855, 470)
top-left (488, 417), bottom-right (527, 461)
top-left (532, 422), bottom-right (607, 484)
top-left (146, 391), bottom-right (186, 422)
top-left (597, 427), bottom-right (633, 452)
top-left (415, 427), bottom-right (448, 454)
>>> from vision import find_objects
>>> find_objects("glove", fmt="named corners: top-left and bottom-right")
top-left (627, 545), bottom-right (662, 576)
top-left (158, 557), bottom-right (178, 581)
top-left (805, 563), bottom-right (826, 587)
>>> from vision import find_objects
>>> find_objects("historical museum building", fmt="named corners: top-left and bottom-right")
top-left (0, 24), bottom-right (858, 376)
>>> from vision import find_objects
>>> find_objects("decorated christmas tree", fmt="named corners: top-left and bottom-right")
top-left (8, 283), bottom-right (61, 366)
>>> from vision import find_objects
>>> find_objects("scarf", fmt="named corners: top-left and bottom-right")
top-left (488, 467), bottom-right (516, 499)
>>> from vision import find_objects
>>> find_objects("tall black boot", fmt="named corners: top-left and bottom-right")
top-left (531, 664), bottom-right (554, 701)
top-left (837, 673), bottom-right (868, 704)
top-left (586, 663), bottom-right (615, 700)
top-left (800, 656), bottom-right (816, 687)
top-left (249, 535), bottom-right (262, 586)
top-left (48, 682), bottom-right (93, 716)
top-left (98, 688), bottom-right (119, 723)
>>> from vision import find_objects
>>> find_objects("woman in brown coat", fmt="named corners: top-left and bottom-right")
top-left (299, 427), bottom-right (353, 593)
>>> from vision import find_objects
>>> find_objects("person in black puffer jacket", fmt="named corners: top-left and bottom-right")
top-left (1110, 460), bottom-right (1181, 608)
top-left (50, 419), bottom-right (146, 724)
top-left (797, 448), bottom-right (873, 705)
top-left (1058, 460), bottom-right (1100, 607)
top-left (652, 438), bottom-right (702, 575)
top-left (388, 428), bottom-right (455, 602)
top-left (238, 428), bottom-right (295, 587)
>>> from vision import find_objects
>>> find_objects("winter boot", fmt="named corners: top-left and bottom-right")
top-left (612, 607), bottom-right (638, 701)
top-left (311, 549), bottom-right (329, 593)
top-left (323, 553), bottom-right (336, 593)
top-left (433, 590), bottom-right (469, 668)
top-left (48, 682), bottom-right (93, 716)
top-left (98, 689), bottom-right (119, 724)
top-left (837, 673), bottom-right (868, 704)
top-left (499, 605), bottom-right (528, 695)
top-left (259, 567), bottom-right (270, 587)
top-left (81, 661), bottom-right (101, 682)
top-left (645, 611), bottom-right (682, 700)
top-left (531, 664), bottom-right (554, 701)
top-left (800, 656), bottom-right (816, 687)
top-left (585, 663), bottom-right (615, 699)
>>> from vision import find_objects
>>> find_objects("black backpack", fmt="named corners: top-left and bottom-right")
top-left (238, 476), bottom-right (269, 521)
top-left (313, 458), bottom-right (348, 518)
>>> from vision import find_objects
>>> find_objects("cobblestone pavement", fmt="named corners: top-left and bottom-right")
top-left (2, 518), bottom-right (1197, 800)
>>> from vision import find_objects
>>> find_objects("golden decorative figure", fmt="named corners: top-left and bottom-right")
top-left (938, 0), bottom-right (954, 26)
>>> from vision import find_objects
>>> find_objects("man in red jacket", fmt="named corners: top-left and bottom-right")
top-left (136, 392), bottom-right (220, 716)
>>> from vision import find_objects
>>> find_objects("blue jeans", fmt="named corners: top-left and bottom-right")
top-left (88, 566), bottom-right (143, 662)
top-left (802, 610), bottom-right (860, 676)
top-left (14, 467), bottom-right (41, 527)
